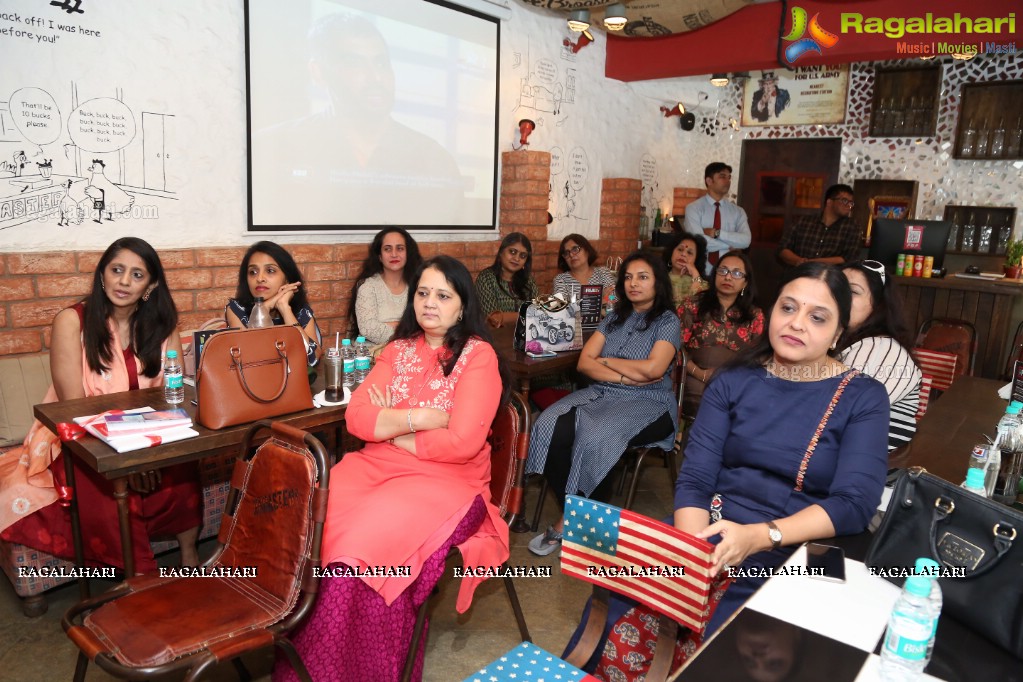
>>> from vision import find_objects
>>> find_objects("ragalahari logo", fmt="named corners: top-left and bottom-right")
top-left (783, 7), bottom-right (840, 63)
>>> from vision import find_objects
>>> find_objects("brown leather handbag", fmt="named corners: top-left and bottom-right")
top-left (195, 326), bottom-right (313, 429)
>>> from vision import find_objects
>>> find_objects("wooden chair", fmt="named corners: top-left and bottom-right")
top-left (912, 347), bottom-right (958, 394)
top-left (400, 391), bottom-right (532, 682)
top-left (63, 421), bottom-right (329, 682)
top-left (1003, 319), bottom-right (1023, 381)
top-left (916, 318), bottom-right (977, 378)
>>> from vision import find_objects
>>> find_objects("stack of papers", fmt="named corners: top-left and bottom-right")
top-left (74, 407), bottom-right (199, 453)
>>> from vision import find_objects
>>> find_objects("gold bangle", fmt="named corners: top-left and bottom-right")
top-left (620, 373), bottom-right (625, 385)
top-left (407, 409), bottom-right (416, 433)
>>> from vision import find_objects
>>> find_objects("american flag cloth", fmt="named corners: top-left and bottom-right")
top-left (560, 495), bottom-right (715, 633)
top-left (462, 642), bottom-right (598, 682)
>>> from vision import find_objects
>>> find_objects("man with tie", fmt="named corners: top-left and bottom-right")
top-left (685, 162), bottom-right (751, 269)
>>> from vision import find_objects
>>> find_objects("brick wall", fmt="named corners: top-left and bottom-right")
top-left (0, 160), bottom-right (648, 359)
top-left (673, 187), bottom-right (706, 216)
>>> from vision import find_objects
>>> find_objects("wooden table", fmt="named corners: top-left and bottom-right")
top-left (903, 375), bottom-right (1007, 484)
top-left (490, 325), bottom-right (583, 400)
top-left (34, 385), bottom-right (346, 594)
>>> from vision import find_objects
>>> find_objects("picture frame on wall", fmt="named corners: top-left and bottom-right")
top-left (852, 179), bottom-right (919, 246)
top-left (741, 65), bottom-right (850, 127)
top-left (866, 196), bottom-right (913, 246)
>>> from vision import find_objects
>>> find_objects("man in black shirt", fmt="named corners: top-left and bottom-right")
top-left (777, 184), bottom-right (862, 266)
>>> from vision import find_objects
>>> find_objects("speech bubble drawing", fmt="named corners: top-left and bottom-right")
top-left (550, 146), bottom-right (565, 175)
top-left (534, 58), bottom-right (557, 84)
top-left (568, 147), bottom-right (588, 191)
top-left (640, 154), bottom-right (657, 185)
top-left (10, 88), bottom-right (62, 146)
top-left (69, 98), bottom-right (137, 153)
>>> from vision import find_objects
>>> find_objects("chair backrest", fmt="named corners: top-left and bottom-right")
top-left (487, 391), bottom-right (529, 520)
top-left (916, 318), bottom-right (976, 378)
top-left (913, 348), bottom-right (958, 393)
top-left (215, 421), bottom-right (329, 617)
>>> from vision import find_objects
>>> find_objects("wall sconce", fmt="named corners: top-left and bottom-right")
top-left (659, 103), bottom-right (695, 131)
top-left (567, 9), bottom-right (590, 32)
top-left (564, 30), bottom-right (594, 53)
top-left (603, 3), bottom-right (627, 31)
top-left (515, 119), bottom-right (535, 149)
top-left (659, 102), bottom-right (684, 117)
top-left (710, 73), bottom-right (729, 87)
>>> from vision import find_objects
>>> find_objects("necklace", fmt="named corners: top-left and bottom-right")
top-left (408, 356), bottom-right (443, 407)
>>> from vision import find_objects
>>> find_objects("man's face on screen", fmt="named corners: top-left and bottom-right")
top-left (318, 32), bottom-right (395, 121)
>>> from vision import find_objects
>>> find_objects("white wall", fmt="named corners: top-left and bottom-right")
top-left (2, 0), bottom-right (1018, 252)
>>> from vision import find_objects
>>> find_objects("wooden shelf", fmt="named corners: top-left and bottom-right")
top-left (953, 81), bottom-right (1023, 160)
top-left (943, 204), bottom-right (1017, 256)
top-left (868, 65), bottom-right (941, 138)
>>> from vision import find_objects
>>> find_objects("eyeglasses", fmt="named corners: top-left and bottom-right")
top-left (561, 244), bottom-right (583, 258)
top-left (716, 267), bottom-right (747, 280)
top-left (832, 197), bottom-right (855, 206)
top-left (861, 259), bottom-right (887, 284)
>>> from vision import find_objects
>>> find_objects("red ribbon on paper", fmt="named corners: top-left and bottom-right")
top-left (55, 422), bottom-right (87, 442)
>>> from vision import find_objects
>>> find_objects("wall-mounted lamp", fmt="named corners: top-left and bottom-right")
top-left (659, 102), bottom-right (684, 117)
top-left (517, 119), bottom-right (535, 148)
top-left (564, 29), bottom-right (594, 53)
top-left (567, 9), bottom-right (590, 32)
top-left (659, 103), bottom-right (695, 130)
top-left (710, 73), bottom-right (729, 87)
top-left (951, 51), bottom-right (976, 60)
top-left (603, 3), bottom-right (627, 31)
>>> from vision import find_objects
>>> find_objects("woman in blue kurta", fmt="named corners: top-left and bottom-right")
top-left (576, 263), bottom-right (889, 681)
top-left (526, 251), bottom-right (680, 556)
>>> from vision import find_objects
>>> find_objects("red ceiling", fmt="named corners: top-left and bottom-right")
top-left (605, 0), bottom-right (1022, 81)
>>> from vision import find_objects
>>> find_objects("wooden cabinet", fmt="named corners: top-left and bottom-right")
top-left (869, 65), bottom-right (941, 137)
top-left (953, 81), bottom-right (1023, 160)
top-left (943, 205), bottom-right (1018, 256)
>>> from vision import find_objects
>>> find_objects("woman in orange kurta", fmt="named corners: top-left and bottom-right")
top-left (0, 237), bottom-right (201, 571)
top-left (277, 255), bottom-right (510, 682)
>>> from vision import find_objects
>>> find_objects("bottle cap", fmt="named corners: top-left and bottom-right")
top-left (356, 336), bottom-right (366, 343)
top-left (965, 468), bottom-right (986, 489)
top-left (166, 350), bottom-right (178, 359)
top-left (905, 575), bottom-right (931, 597)
top-left (914, 557), bottom-right (940, 578)
top-left (342, 338), bottom-right (352, 346)
top-left (254, 296), bottom-right (264, 302)
top-left (1009, 404), bottom-right (1021, 415)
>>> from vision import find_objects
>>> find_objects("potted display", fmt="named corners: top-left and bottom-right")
top-left (1005, 239), bottom-right (1023, 279)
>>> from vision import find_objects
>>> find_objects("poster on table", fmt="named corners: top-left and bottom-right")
top-left (741, 65), bottom-right (850, 127)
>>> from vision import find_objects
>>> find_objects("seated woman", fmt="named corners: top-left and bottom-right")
top-left (348, 227), bottom-right (423, 345)
top-left (0, 237), bottom-right (201, 569)
top-left (526, 251), bottom-right (680, 556)
top-left (579, 263), bottom-right (889, 680)
top-left (475, 231), bottom-right (538, 328)
top-left (225, 240), bottom-right (322, 365)
top-left (552, 233), bottom-right (616, 302)
top-left (839, 260), bottom-right (921, 453)
top-left (679, 250), bottom-right (764, 416)
top-left (663, 232), bottom-right (708, 308)
top-left (276, 256), bottom-right (510, 682)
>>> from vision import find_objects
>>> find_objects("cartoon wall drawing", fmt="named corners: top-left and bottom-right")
top-left (0, 84), bottom-right (176, 231)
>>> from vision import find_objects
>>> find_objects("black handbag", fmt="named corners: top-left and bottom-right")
top-left (865, 467), bottom-right (1023, 658)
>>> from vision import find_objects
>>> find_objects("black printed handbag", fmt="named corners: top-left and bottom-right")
top-left (865, 467), bottom-right (1023, 658)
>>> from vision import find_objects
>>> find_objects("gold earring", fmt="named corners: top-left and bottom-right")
top-left (142, 289), bottom-right (152, 302)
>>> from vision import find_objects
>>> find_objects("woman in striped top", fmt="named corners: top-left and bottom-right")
top-left (838, 260), bottom-right (921, 452)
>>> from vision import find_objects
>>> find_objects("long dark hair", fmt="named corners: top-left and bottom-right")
top-left (697, 250), bottom-right (759, 325)
top-left (233, 241), bottom-right (311, 314)
top-left (393, 255), bottom-right (511, 403)
top-left (83, 237), bottom-right (177, 378)
top-left (347, 227), bottom-right (422, 333)
top-left (486, 232), bottom-right (533, 300)
top-left (662, 232), bottom-right (707, 277)
top-left (556, 233), bottom-right (598, 272)
top-left (608, 251), bottom-right (674, 330)
top-left (838, 261), bottom-right (914, 350)
top-left (730, 262), bottom-right (851, 369)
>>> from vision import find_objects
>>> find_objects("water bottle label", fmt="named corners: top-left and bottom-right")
top-left (355, 357), bottom-right (371, 371)
top-left (884, 617), bottom-right (931, 661)
top-left (166, 373), bottom-right (183, 389)
top-left (343, 359), bottom-right (355, 372)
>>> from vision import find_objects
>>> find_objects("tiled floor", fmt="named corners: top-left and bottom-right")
top-left (0, 457), bottom-right (678, 681)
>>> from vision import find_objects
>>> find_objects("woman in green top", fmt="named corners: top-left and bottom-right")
top-left (663, 232), bottom-right (709, 308)
top-left (476, 232), bottom-right (539, 328)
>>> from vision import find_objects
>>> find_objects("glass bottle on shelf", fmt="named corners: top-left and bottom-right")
top-left (946, 210), bottom-right (961, 251)
top-left (975, 119), bottom-right (991, 158)
top-left (959, 120), bottom-right (977, 158)
top-left (892, 98), bottom-right (907, 136)
top-left (871, 97), bottom-right (888, 136)
top-left (978, 214), bottom-right (994, 254)
top-left (961, 211), bottom-right (977, 252)
top-left (990, 118), bottom-right (1007, 158)
top-left (1007, 116), bottom-right (1023, 158)
top-left (882, 98), bottom-right (899, 136)
top-left (996, 216), bottom-right (1012, 255)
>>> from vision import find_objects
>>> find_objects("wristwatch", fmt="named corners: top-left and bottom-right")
top-left (766, 520), bottom-right (782, 550)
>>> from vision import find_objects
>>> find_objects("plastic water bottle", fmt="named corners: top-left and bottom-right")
top-left (164, 350), bottom-right (184, 405)
top-left (879, 574), bottom-right (940, 680)
top-left (341, 338), bottom-right (355, 391)
top-left (913, 558), bottom-right (943, 661)
top-left (249, 296), bottom-right (272, 328)
top-left (962, 468), bottom-right (988, 496)
top-left (989, 403), bottom-right (1021, 495)
top-left (354, 336), bottom-right (372, 386)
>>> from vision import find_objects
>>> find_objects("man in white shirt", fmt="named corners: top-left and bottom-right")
top-left (684, 162), bottom-right (751, 269)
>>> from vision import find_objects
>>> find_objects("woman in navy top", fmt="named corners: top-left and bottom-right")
top-left (676, 262), bottom-right (889, 633)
